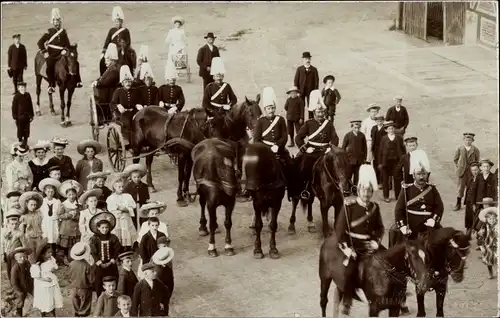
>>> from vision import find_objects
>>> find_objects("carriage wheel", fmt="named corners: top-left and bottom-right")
top-left (106, 123), bottom-right (127, 172)
top-left (89, 96), bottom-right (100, 141)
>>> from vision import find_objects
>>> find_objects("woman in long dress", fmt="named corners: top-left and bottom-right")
top-left (5, 143), bottom-right (33, 192)
top-left (165, 16), bottom-right (187, 67)
top-left (28, 140), bottom-right (52, 191)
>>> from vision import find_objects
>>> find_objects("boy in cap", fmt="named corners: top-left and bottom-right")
top-left (385, 96), bottom-right (409, 136)
top-left (123, 164), bottom-right (150, 227)
top-left (453, 133), bottom-right (481, 211)
top-left (378, 121), bottom-right (406, 202)
top-left (100, 6), bottom-right (131, 75)
top-left (196, 32), bottom-right (220, 89)
top-left (159, 60), bottom-right (185, 113)
top-left (48, 137), bottom-right (76, 181)
top-left (7, 33), bottom-right (27, 94)
top-left (69, 242), bottom-right (95, 317)
top-left (464, 162), bottom-right (480, 235)
top-left (294, 52), bottom-right (319, 119)
top-left (94, 276), bottom-right (121, 317)
top-left (137, 62), bottom-right (159, 106)
top-left (370, 115), bottom-right (386, 186)
top-left (361, 104), bottom-right (380, 163)
top-left (284, 86), bottom-right (304, 147)
top-left (472, 159), bottom-right (498, 209)
top-left (138, 217), bottom-right (166, 278)
top-left (2, 209), bottom-right (27, 281)
top-left (11, 81), bottom-right (34, 147)
top-left (9, 247), bottom-right (34, 317)
top-left (5, 190), bottom-right (22, 211)
top-left (117, 251), bottom-right (138, 298)
top-left (395, 136), bottom-right (419, 189)
top-left (342, 120), bottom-right (367, 187)
top-left (48, 165), bottom-right (62, 182)
top-left (321, 75), bottom-right (341, 123)
top-left (131, 263), bottom-right (170, 316)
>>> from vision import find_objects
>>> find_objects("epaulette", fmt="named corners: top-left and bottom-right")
top-left (344, 198), bottom-right (356, 205)
top-left (426, 183), bottom-right (436, 187)
top-left (401, 182), bottom-right (412, 189)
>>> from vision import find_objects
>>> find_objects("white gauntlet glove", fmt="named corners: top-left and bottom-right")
top-left (223, 104), bottom-right (231, 111)
top-left (117, 104), bottom-right (125, 113)
top-left (135, 104), bottom-right (144, 111)
top-left (159, 101), bottom-right (165, 107)
top-left (168, 107), bottom-right (177, 114)
top-left (400, 225), bottom-right (412, 235)
top-left (306, 147), bottom-right (314, 154)
top-left (271, 145), bottom-right (278, 153)
top-left (425, 218), bottom-right (436, 227)
top-left (325, 147), bottom-right (331, 154)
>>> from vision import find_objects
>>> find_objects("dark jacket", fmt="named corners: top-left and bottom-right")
top-left (202, 82), bottom-right (237, 116)
top-left (295, 118), bottom-right (339, 148)
top-left (155, 264), bottom-right (174, 298)
top-left (102, 27), bottom-right (131, 53)
top-left (12, 92), bottom-right (34, 121)
top-left (8, 43), bottom-right (27, 70)
top-left (111, 87), bottom-right (142, 110)
top-left (378, 135), bottom-right (406, 167)
top-left (293, 65), bottom-right (319, 96)
top-left (139, 231), bottom-right (166, 264)
top-left (124, 181), bottom-right (150, 206)
top-left (385, 106), bottom-right (409, 131)
top-left (472, 173), bottom-right (498, 203)
top-left (48, 155), bottom-right (76, 182)
top-left (395, 183), bottom-right (444, 229)
top-left (321, 88), bottom-right (341, 117)
top-left (10, 261), bottom-right (34, 295)
top-left (253, 115), bottom-right (288, 151)
top-left (342, 131), bottom-right (367, 165)
top-left (465, 175), bottom-right (478, 205)
top-left (131, 279), bottom-right (170, 317)
top-left (117, 267), bottom-right (139, 298)
top-left (370, 125), bottom-right (386, 161)
top-left (96, 62), bottom-right (120, 104)
top-left (196, 44), bottom-right (220, 77)
top-left (139, 85), bottom-right (159, 106)
top-left (158, 84), bottom-right (185, 111)
top-left (37, 28), bottom-right (71, 57)
top-left (395, 153), bottom-right (413, 184)
top-left (284, 96), bottom-right (304, 121)
top-left (94, 185), bottom-right (113, 210)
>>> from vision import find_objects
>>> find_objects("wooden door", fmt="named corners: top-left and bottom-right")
top-left (444, 2), bottom-right (466, 45)
top-left (403, 2), bottom-right (428, 41)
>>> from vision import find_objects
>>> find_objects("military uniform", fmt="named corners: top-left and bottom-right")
top-left (95, 62), bottom-right (120, 123)
top-left (158, 84), bottom-right (185, 112)
top-left (202, 81), bottom-right (237, 118)
top-left (37, 27), bottom-right (71, 88)
top-left (111, 87), bottom-right (142, 139)
top-left (100, 27), bottom-right (131, 75)
top-left (139, 85), bottom-right (159, 107)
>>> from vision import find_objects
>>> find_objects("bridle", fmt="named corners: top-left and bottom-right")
top-left (445, 238), bottom-right (470, 274)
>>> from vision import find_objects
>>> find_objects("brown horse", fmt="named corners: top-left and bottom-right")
top-left (130, 96), bottom-right (261, 206)
top-left (34, 44), bottom-right (80, 126)
top-left (289, 146), bottom-right (351, 238)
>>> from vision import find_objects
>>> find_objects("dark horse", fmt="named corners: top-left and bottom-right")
top-left (319, 234), bottom-right (431, 317)
top-left (130, 96), bottom-right (261, 206)
top-left (243, 143), bottom-right (288, 259)
top-left (412, 227), bottom-right (471, 317)
top-left (34, 44), bottom-right (79, 126)
top-left (289, 146), bottom-right (351, 238)
top-left (191, 138), bottom-right (239, 257)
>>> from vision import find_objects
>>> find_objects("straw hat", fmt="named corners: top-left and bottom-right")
top-left (123, 164), bottom-right (146, 177)
top-left (70, 242), bottom-right (91, 261)
top-left (51, 137), bottom-right (69, 147)
top-left (5, 208), bottom-right (22, 220)
top-left (59, 180), bottom-right (83, 198)
top-left (78, 188), bottom-right (103, 205)
top-left (32, 140), bottom-right (51, 151)
top-left (478, 207), bottom-right (498, 222)
top-left (286, 86), bottom-right (299, 94)
top-left (77, 139), bottom-right (102, 155)
top-left (38, 178), bottom-right (61, 192)
top-left (87, 171), bottom-right (111, 180)
top-left (152, 247), bottom-right (175, 265)
top-left (476, 197), bottom-right (498, 205)
top-left (19, 191), bottom-right (43, 211)
top-left (89, 211), bottom-right (116, 234)
top-left (171, 16), bottom-right (185, 26)
top-left (8, 247), bottom-right (32, 260)
top-left (138, 201), bottom-right (167, 217)
top-left (366, 103), bottom-right (380, 112)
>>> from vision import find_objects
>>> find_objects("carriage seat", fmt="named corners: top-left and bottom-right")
top-left (93, 86), bottom-right (120, 106)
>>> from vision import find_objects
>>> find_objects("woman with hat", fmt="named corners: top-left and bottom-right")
top-left (477, 206), bottom-right (498, 278)
top-left (28, 140), bottom-right (52, 191)
top-left (166, 16), bottom-right (187, 66)
top-left (87, 171), bottom-right (112, 209)
top-left (5, 142), bottom-right (33, 192)
top-left (75, 139), bottom-right (104, 190)
top-left (47, 137), bottom-right (75, 182)
top-left (78, 188), bottom-right (104, 243)
top-left (30, 240), bottom-right (63, 316)
top-left (321, 75), bottom-right (341, 123)
top-left (38, 178), bottom-right (62, 261)
top-left (19, 191), bottom-right (44, 263)
top-left (88, 211), bottom-right (122, 296)
top-left (68, 241), bottom-right (94, 317)
top-left (58, 180), bottom-right (83, 264)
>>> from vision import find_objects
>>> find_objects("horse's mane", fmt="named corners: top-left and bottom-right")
top-left (322, 145), bottom-right (350, 182)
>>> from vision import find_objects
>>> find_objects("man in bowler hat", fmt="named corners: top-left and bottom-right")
top-left (7, 34), bottom-right (27, 95)
top-left (294, 51), bottom-right (319, 119)
top-left (196, 32), bottom-right (221, 89)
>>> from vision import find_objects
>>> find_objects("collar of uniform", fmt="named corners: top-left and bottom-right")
top-left (265, 115), bottom-right (275, 120)
top-left (315, 118), bottom-right (325, 124)
top-left (413, 182), bottom-right (426, 191)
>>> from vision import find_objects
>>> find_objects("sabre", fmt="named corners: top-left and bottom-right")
top-left (340, 188), bottom-right (356, 267)
top-left (402, 165), bottom-right (410, 238)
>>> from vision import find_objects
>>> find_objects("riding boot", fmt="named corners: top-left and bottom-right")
top-left (453, 197), bottom-right (461, 211)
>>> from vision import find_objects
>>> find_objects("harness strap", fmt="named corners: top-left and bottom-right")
top-left (210, 102), bottom-right (229, 108)
top-left (406, 185), bottom-right (432, 206)
top-left (308, 119), bottom-right (329, 140)
top-left (211, 83), bottom-right (227, 101)
top-left (262, 116), bottom-right (280, 137)
top-left (111, 28), bottom-right (126, 40)
top-left (47, 28), bottom-right (64, 45)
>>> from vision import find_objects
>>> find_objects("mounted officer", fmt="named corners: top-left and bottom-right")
top-left (37, 8), bottom-right (81, 93)
top-left (202, 57), bottom-right (237, 126)
top-left (100, 6), bottom-right (131, 75)
top-left (295, 89), bottom-right (339, 199)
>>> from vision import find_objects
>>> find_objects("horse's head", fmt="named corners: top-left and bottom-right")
top-left (66, 44), bottom-right (79, 75)
top-left (402, 240), bottom-right (431, 295)
top-left (227, 94), bottom-right (262, 140)
top-left (324, 146), bottom-right (351, 193)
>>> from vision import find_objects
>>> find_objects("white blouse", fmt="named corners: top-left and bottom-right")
top-left (5, 160), bottom-right (33, 192)
top-left (106, 193), bottom-right (136, 217)
top-left (165, 27), bottom-right (187, 54)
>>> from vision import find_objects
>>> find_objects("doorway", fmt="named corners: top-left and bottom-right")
top-left (426, 2), bottom-right (444, 41)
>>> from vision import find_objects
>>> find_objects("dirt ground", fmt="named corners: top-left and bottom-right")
top-left (1, 3), bottom-right (498, 317)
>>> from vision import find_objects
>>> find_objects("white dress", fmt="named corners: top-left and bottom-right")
top-left (78, 208), bottom-right (104, 243)
top-left (40, 198), bottom-right (62, 244)
top-left (31, 256), bottom-right (63, 312)
top-left (106, 193), bottom-right (137, 247)
top-left (5, 160), bottom-right (33, 192)
top-left (166, 27), bottom-right (187, 58)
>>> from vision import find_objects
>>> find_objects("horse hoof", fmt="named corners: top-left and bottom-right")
top-left (224, 248), bottom-right (235, 256)
top-left (401, 306), bottom-right (410, 315)
top-left (269, 249), bottom-right (280, 259)
top-left (253, 250), bottom-right (264, 259)
top-left (65, 121), bottom-right (72, 126)
top-left (50, 110), bottom-right (56, 116)
top-left (308, 225), bottom-right (317, 233)
top-left (215, 227), bottom-right (221, 234)
top-left (249, 224), bottom-right (255, 229)
top-left (287, 225), bottom-right (296, 235)
top-left (60, 122), bottom-right (66, 127)
top-left (199, 229), bottom-right (209, 236)
top-left (176, 199), bottom-right (188, 207)
top-left (208, 249), bottom-right (219, 257)
top-left (416, 311), bottom-right (426, 317)
top-left (149, 187), bottom-right (157, 193)
top-left (36, 111), bottom-right (41, 116)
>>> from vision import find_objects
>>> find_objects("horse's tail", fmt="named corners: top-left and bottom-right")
top-left (34, 51), bottom-right (44, 77)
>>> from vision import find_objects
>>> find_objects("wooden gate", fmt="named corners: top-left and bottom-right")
top-left (444, 2), bottom-right (466, 45)
top-left (403, 2), bottom-right (427, 41)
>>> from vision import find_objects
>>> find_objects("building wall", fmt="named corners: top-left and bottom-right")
top-left (466, 2), bottom-right (498, 47)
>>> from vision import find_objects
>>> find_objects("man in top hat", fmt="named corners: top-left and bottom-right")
top-left (342, 120), bottom-right (367, 187)
top-left (295, 90), bottom-right (338, 198)
top-left (453, 132), bottom-right (481, 211)
top-left (321, 75), bottom-right (341, 123)
top-left (92, 43), bottom-right (121, 125)
top-left (385, 96), bottom-right (409, 136)
top-left (159, 60), bottom-right (185, 113)
top-left (7, 33), bottom-right (27, 94)
top-left (389, 149), bottom-right (444, 246)
top-left (101, 6), bottom-right (131, 76)
top-left (294, 52), bottom-right (319, 119)
top-left (111, 65), bottom-right (143, 140)
top-left (12, 81), bottom-right (34, 147)
top-left (138, 62), bottom-right (159, 106)
top-left (202, 57), bottom-right (237, 121)
top-left (360, 104), bottom-right (381, 163)
top-left (37, 8), bottom-right (77, 93)
top-left (197, 32), bottom-right (220, 89)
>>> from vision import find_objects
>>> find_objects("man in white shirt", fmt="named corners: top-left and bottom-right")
top-left (360, 104), bottom-right (381, 163)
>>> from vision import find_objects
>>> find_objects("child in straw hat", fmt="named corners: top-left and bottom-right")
top-left (123, 164), bottom-right (150, 228)
top-left (106, 175), bottom-right (137, 249)
top-left (477, 206), bottom-right (498, 278)
top-left (38, 178), bottom-right (62, 262)
top-left (2, 209), bottom-right (27, 281)
top-left (136, 201), bottom-right (169, 245)
top-left (78, 188), bottom-right (104, 243)
top-left (19, 191), bottom-right (44, 263)
top-left (75, 139), bottom-right (104, 191)
top-left (58, 180), bottom-right (83, 265)
top-left (69, 242), bottom-right (94, 317)
top-left (152, 246), bottom-right (175, 314)
top-left (87, 171), bottom-right (112, 209)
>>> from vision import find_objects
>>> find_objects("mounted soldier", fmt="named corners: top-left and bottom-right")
top-left (137, 62), bottom-right (159, 106)
top-left (159, 60), bottom-right (185, 114)
top-left (100, 6), bottom-right (131, 76)
top-left (335, 164), bottom-right (385, 315)
top-left (202, 57), bottom-right (237, 124)
top-left (389, 149), bottom-right (444, 245)
top-left (295, 89), bottom-right (339, 199)
top-left (37, 8), bottom-right (81, 94)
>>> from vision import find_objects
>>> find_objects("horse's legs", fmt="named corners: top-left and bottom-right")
top-left (207, 202), bottom-right (218, 257)
top-left (320, 202), bottom-right (331, 238)
top-left (332, 287), bottom-right (343, 318)
top-left (416, 292), bottom-right (426, 317)
top-left (223, 199), bottom-right (236, 256)
top-left (48, 91), bottom-right (55, 115)
top-left (435, 286), bottom-right (446, 317)
top-left (288, 196), bottom-right (298, 235)
top-left (320, 277), bottom-right (332, 317)
top-left (35, 75), bottom-right (42, 115)
top-left (269, 202), bottom-right (280, 259)
top-left (59, 87), bottom-right (66, 125)
top-left (253, 201), bottom-right (264, 259)
top-left (176, 155), bottom-right (187, 207)
top-left (65, 87), bottom-right (75, 125)
top-left (307, 199), bottom-right (317, 233)
top-left (198, 191), bottom-right (208, 236)
top-left (144, 154), bottom-right (156, 192)
top-left (182, 156), bottom-right (193, 199)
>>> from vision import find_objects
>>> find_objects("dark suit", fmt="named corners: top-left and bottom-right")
top-left (293, 65), bottom-right (319, 119)
top-left (95, 62), bottom-right (120, 124)
top-left (12, 92), bottom-right (34, 145)
top-left (139, 85), bottom-right (159, 106)
top-left (321, 88), bottom-right (341, 122)
top-left (370, 125), bottom-right (386, 184)
top-left (131, 279), bottom-right (170, 317)
top-left (124, 181), bottom-right (150, 227)
top-left (8, 43), bottom-right (27, 92)
top-left (284, 96), bottom-right (304, 141)
top-left (385, 106), bottom-right (409, 135)
top-left (139, 231), bottom-right (166, 265)
top-left (117, 267), bottom-right (139, 298)
top-left (155, 264), bottom-right (174, 315)
top-left (196, 44), bottom-right (220, 89)
top-left (378, 135), bottom-right (406, 199)
top-left (10, 261), bottom-right (33, 316)
top-left (342, 131), bottom-right (367, 186)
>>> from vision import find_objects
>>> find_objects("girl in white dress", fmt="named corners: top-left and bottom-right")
top-left (165, 16), bottom-right (187, 65)
top-left (31, 242), bottom-right (63, 316)
top-left (106, 177), bottom-right (137, 249)
top-left (5, 143), bottom-right (33, 192)
top-left (78, 189), bottom-right (104, 243)
top-left (38, 178), bottom-right (62, 259)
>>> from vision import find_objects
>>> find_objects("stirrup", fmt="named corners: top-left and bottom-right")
top-left (300, 190), bottom-right (311, 200)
